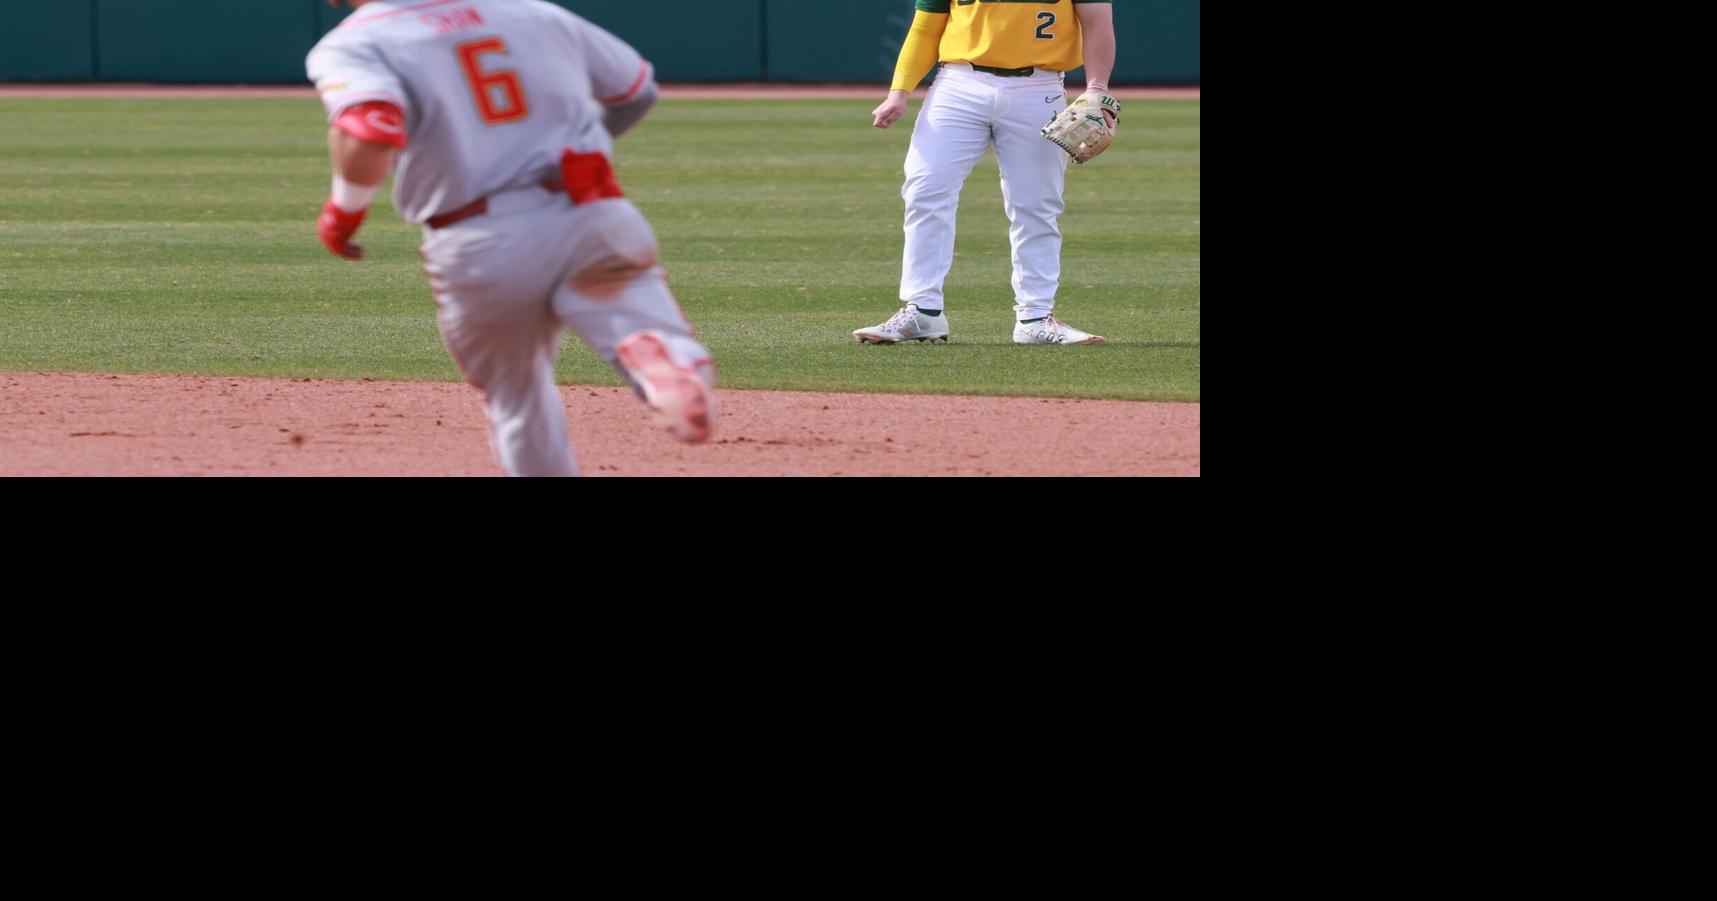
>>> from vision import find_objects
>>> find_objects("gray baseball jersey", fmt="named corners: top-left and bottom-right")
top-left (306, 0), bottom-right (652, 226)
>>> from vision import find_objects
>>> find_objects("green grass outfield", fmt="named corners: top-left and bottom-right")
top-left (0, 98), bottom-right (1199, 402)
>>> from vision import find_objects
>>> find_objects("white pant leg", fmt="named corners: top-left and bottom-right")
top-left (424, 190), bottom-right (713, 476)
top-left (547, 200), bottom-right (697, 363)
top-left (547, 199), bottom-right (711, 398)
top-left (429, 235), bottom-right (583, 477)
top-left (901, 68), bottom-right (997, 311)
top-left (477, 325), bottom-right (578, 478)
top-left (993, 74), bottom-right (1071, 321)
top-left (424, 208), bottom-right (580, 478)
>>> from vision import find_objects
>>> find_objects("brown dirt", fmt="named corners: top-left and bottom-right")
top-left (0, 372), bottom-right (1200, 477)
top-left (0, 83), bottom-right (1199, 101)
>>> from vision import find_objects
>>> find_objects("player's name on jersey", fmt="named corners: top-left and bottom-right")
top-left (422, 6), bottom-right (487, 36)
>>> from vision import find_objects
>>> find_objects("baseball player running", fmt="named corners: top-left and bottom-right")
top-left (309, 0), bottom-right (716, 476)
top-left (856, 1), bottom-right (1119, 347)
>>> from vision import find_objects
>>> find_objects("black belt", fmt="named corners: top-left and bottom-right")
top-left (971, 64), bottom-right (1036, 78)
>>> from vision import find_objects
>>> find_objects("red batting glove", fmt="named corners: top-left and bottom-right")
top-left (317, 199), bottom-right (368, 260)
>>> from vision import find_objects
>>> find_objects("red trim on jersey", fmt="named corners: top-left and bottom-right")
top-left (334, 101), bottom-right (408, 149)
top-left (339, 0), bottom-right (465, 28)
top-left (600, 62), bottom-right (653, 106)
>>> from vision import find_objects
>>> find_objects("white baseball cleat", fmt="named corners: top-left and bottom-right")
top-left (617, 330), bottom-right (717, 444)
top-left (853, 304), bottom-right (950, 345)
top-left (1013, 315), bottom-right (1106, 346)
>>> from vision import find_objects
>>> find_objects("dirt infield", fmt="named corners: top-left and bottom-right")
top-left (0, 372), bottom-right (1200, 477)
top-left (0, 83), bottom-right (1199, 100)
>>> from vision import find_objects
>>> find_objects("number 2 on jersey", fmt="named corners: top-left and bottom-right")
top-left (1035, 12), bottom-right (1056, 40)
top-left (457, 37), bottom-right (530, 124)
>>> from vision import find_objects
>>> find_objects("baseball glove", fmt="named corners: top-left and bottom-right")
top-left (1042, 89), bottom-right (1121, 164)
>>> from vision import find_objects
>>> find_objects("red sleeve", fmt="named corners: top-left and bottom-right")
top-left (334, 102), bottom-right (408, 149)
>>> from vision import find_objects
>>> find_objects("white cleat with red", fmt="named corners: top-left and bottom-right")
top-left (1013, 315), bottom-right (1106, 346)
top-left (617, 330), bottom-right (717, 444)
top-left (853, 304), bottom-right (950, 345)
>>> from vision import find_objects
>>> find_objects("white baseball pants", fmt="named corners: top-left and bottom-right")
top-left (901, 62), bottom-right (1071, 321)
top-left (422, 186), bottom-right (707, 477)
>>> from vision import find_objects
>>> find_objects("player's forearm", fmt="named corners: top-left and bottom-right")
top-left (890, 11), bottom-right (949, 93)
top-left (1077, 4), bottom-right (1117, 88)
top-left (328, 127), bottom-right (394, 187)
top-left (604, 81), bottom-right (659, 138)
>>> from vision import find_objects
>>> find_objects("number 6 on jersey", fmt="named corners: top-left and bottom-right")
top-left (457, 37), bottom-right (530, 124)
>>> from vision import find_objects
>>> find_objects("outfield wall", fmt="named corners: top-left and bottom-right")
top-left (0, 0), bottom-right (1199, 85)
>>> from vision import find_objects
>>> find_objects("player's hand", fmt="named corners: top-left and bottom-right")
top-left (872, 90), bottom-right (910, 129)
top-left (317, 198), bottom-right (367, 261)
top-left (1079, 88), bottom-right (1121, 127)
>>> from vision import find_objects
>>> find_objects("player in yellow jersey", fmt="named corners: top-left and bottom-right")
top-left (854, 1), bottom-right (1118, 347)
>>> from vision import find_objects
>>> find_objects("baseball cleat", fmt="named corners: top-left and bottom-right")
top-left (617, 330), bottom-right (717, 444)
top-left (1013, 315), bottom-right (1106, 346)
top-left (854, 304), bottom-right (950, 345)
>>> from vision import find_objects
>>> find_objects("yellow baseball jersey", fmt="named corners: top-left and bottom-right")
top-left (918, 0), bottom-right (1107, 72)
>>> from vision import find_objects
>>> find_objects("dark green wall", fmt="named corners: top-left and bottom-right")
top-left (768, 1), bottom-right (918, 83)
top-left (575, 5), bottom-right (764, 82)
top-left (318, 2), bottom-right (355, 33)
top-left (0, 2), bottom-right (94, 80)
top-left (98, 0), bottom-right (325, 82)
top-left (769, 0), bottom-right (1199, 85)
top-left (0, 0), bottom-right (1197, 84)
top-left (1126, 0), bottom-right (1200, 84)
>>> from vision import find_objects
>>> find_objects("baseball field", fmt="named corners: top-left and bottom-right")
top-left (0, 87), bottom-right (1200, 476)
